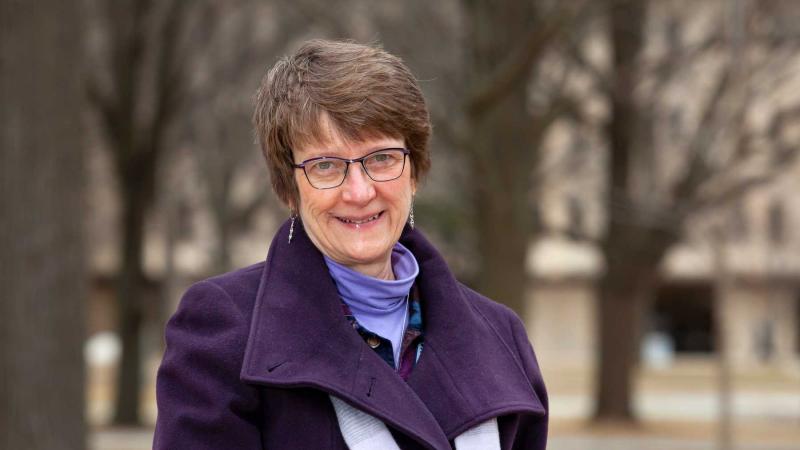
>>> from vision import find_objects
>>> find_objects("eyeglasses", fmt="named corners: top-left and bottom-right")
top-left (292, 148), bottom-right (410, 190)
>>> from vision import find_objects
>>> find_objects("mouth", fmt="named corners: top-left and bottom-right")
top-left (335, 211), bottom-right (384, 225)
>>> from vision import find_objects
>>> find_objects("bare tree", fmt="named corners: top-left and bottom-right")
top-left (593, 0), bottom-right (655, 422)
top-left (86, 0), bottom-right (212, 425)
top-left (457, 0), bottom-right (588, 314)
top-left (186, 1), bottom-right (312, 274)
top-left (0, 1), bottom-right (87, 448)
top-left (568, 0), bottom-right (800, 421)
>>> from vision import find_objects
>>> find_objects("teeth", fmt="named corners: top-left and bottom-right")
top-left (339, 213), bottom-right (380, 224)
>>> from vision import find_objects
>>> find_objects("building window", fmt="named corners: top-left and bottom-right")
top-left (653, 282), bottom-right (714, 353)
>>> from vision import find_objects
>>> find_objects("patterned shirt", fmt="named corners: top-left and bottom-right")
top-left (340, 285), bottom-right (424, 381)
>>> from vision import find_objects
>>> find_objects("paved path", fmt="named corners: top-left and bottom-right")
top-left (549, 436), bottom-right (800, 450)
top-left (92, 426), bottom-right (800, 450)
top-left (550, 391), bottom-right (800, 421)
top-left (91, 428), bottom-right (153, 450)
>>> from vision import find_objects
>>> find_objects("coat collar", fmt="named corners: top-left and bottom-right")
top-left (241, 220), bottom-right (544, 450)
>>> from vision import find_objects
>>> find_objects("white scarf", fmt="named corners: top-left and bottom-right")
top-left (330, 395), bottom-right (501, 450)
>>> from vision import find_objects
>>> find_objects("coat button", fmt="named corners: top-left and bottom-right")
top-left (367, 336), bottom-right (380, 348)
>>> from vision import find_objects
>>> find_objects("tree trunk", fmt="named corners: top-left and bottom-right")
top-left (469, 100), bottom-right (534, 315)
top-left (595, 236), bottom-right (652, 421)
top-left (88, 0), bottom-right (195, 425)
top-left (595, 215), bottom-right (677, 420)
top-left (464, 0), bottom-right (539, 315)
top-left (593, 0), bottom-right (651, 422)
top-left (0, 1), bottom-right (87, 448)
top-left (595, 276), bottom-right (644, 420)
top-left (113, 170), bottom-right (152, 425)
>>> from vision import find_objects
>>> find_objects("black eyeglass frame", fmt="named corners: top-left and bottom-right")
top-left (292, 147), bottom-right (411, 190)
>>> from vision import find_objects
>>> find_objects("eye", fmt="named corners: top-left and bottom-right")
top-left (315, 161), bottom-right (333, 170)
top-left (308, 158), bottom-right (344, 173)
top-left (367, 151), bottom-right (402, 167)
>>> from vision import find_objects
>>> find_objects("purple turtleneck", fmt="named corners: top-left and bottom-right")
top-left (324, 242), bottom-right (419, 368)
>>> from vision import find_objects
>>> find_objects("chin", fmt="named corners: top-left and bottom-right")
top-left (341, 243), bottom-right (390, 265)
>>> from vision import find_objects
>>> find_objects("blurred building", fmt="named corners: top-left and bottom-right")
top-left (528, 162), bottom-right (800, 372)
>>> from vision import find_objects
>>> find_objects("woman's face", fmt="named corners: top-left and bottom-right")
top-left (293, 126), bottom-right (415, 276)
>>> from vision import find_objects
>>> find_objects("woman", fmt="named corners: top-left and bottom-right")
top-left (154, 39), bottom-right (547, 450)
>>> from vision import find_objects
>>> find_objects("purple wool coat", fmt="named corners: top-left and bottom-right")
top-left (154, 220), bottom-right (548, 449)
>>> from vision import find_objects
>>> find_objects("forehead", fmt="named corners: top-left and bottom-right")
top-left (291, 114), bottom-right (403, 160)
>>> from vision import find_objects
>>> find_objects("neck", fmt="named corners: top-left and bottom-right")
top-left (348, 257), bottom-right (395, 280)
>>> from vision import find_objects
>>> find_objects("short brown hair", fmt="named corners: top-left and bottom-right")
top-left (253, 39), bottom-right (431, 209)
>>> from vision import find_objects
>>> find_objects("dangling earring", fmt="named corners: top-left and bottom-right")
top-left (409, 200), bottom-right (415, 229)
top-left (288, 213), bottom-right (296, 243)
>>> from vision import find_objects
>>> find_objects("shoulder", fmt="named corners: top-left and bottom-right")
top-left (456, 282), bottom-right (528, 339)
top-left (160, 261), bottom-right (266, 388)
top-left (456, 282), bottom-right (549, 410)
top-left (457, 282), bottom-right (548, 410)
top-left (202, 261), bottom-right (265, 301)
top-left (455, 282), bottom-right (542, 377)
top-left (166, 262), bottom-right (265, 353)
top-left (177, 262), bottom-right (265, 319)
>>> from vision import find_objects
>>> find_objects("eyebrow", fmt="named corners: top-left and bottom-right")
top-left (299, 145), bottom-right (402, 161)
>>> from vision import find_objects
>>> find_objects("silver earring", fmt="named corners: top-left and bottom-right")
top-left (288, 214), bottom-right (296, 243)
top-left (409, 202), bottom-right (415, 229)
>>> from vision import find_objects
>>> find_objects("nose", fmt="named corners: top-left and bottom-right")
top-left (341, 162), bottom-right (376, 204)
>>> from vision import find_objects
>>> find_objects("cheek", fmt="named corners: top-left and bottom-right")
top-left (298, 187), bottom-right (337, 219)
top-left (397, 177), bottom-right (415, 203)
top-left (383, 185), bottom-right (414, 218)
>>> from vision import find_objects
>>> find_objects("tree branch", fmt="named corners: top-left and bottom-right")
top-left (466, 1), bottom-right (586, 116)
top-left (688, 103), bottom-right (800, 214)
top-left (644, 32), bottom-right (723, 104)
top-left (148, 0), bottom-right (197, 155)
top-left (670, 67), bottom-right (735, 203)
top-left (109, 0), bottom-right (152, 162)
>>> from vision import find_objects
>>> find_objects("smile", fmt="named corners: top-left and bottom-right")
top-left (335, 211), bottom-right (383, 225)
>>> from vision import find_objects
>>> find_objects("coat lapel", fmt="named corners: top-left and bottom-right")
top-left (401, 227), bottom-right (546, 439)
top-left (240, 220), bottom-right (544, 448)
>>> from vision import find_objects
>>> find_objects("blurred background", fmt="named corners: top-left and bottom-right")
top-left (2, 0), bottom-right (799, 449)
